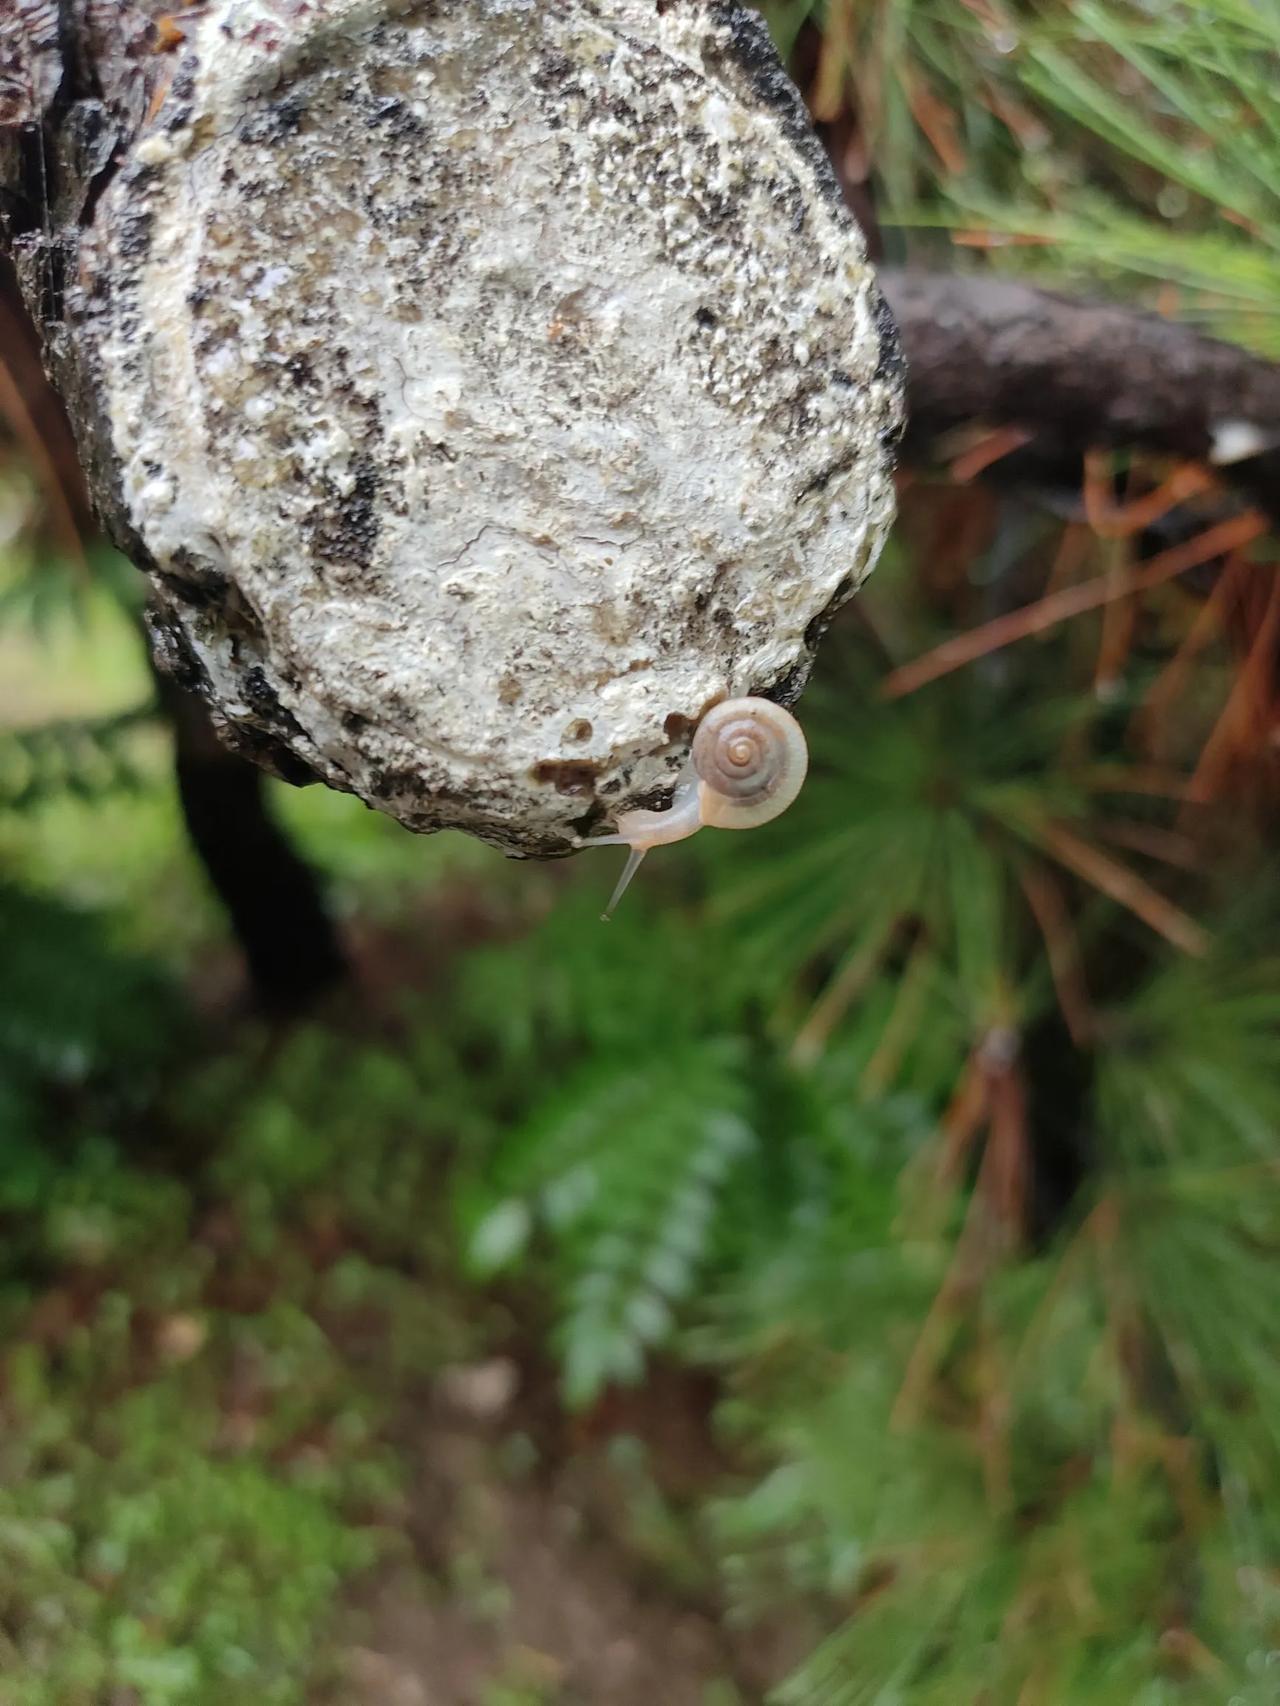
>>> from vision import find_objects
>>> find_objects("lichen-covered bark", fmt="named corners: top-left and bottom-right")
top-left (4, 1), bottom-right (903, 856)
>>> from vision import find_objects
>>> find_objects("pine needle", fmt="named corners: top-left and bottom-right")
top-left (882, 512), bottom-right (1270, 700)
top-left (1028, 819), bottom-right (1211, 957)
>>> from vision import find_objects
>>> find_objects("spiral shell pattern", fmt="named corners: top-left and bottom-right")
top-left (691, 698), bottom-right (808, 830)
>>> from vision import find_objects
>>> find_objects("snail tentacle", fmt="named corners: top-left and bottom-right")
top-left (601, 845), bottom-right (648, 921)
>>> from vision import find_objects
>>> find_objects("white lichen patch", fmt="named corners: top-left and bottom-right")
top-left (75, 0), bottom-right (903, 855)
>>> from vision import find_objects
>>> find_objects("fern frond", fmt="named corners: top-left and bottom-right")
top-left (468, 1036), bottom-right (756, 1406)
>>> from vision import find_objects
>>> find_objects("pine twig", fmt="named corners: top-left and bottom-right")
top-left (884, 272), bottom-right (1280, 527)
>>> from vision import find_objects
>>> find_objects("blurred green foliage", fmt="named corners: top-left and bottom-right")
top-left (1, 3), bottom-right (1278, 1703)
top-left (763, 0), bottom-right (1280, 353)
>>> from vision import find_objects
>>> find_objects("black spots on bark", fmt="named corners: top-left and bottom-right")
top-left (115, 204), bottom-right (153, 262)
top-left (704, 3), bottom-right (818, 156)
top-left (146, 603), bottom-right (208, 694)
top-left (532, 49), bottom-right (579, 99)
top-left (704, 1), bottom-right (851, 218)
top-left (691, 559), bottom-right (736, 636)
top-left (241, 94), bottom-right (308, 145)
top-left (223, 720), bottom-right (322, 790)
top-left (802, 574), bottom-right (854, 653)
top-left (164, 65), bottom-right (197, 134)
top-left (760, 653), bottom-right (813, 710)
top-left (797, 452), bottom-right (858, 503)
top-left (368, 95), bottom-right (427, 142)
top-left (269, 94), bottom-right (306, 136)
top-left (161, 543), bottom-right (230, 610)
top-left (170, 66), bottom-right (197, 107)
top-left (242, 665), bottom-right (297, 727)
top-left (871, 284), bottom-right (908, 407)
top-left (367, 764), bottom-right (448, 805)
top-left (237, 671), bottom-right (312, 773)
top-left (301, 440), bottom-right (384, 581)
top-left (780, 178), bottom-right (808, 235)
top-left (285, 351), bottom-right (316, 389)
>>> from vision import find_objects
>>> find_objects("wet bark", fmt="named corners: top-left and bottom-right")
top-left (2, 44), bottom-right (347, 1012)
top-left (882, 271), bottom-right (1280, 527)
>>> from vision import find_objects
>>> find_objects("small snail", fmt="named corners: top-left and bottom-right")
top-left (583, 698), bottom-right (809, 918)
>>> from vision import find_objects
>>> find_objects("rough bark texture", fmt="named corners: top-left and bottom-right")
top-left (1, 0), bottom-right (904, 858)
top-left (1, 238), bottom-right (346, 1010)
top-left (883, 271), bottom-right (1280, 525)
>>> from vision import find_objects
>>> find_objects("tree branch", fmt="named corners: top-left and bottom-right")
top-left (881, 271), bottom-right (1280, 526)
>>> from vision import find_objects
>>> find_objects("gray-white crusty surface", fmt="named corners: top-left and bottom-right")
top-left (73, 0), bottom-right (904, 856)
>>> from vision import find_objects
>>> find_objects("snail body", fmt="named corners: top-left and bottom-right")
top-left (585, 698), bottom-right (808, 916)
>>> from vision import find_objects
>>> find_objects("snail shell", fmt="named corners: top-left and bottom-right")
top-left (692, 699), bottom-right (808, 830)
top-left (585, 697), bottom-right (809, 853)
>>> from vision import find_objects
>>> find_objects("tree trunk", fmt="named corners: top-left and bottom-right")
top-left (3, 210), bottom-right (346, 1013)
top-left (157, 670), bottom-right (348, 1013)
top-left (1, 0), bottom-right (902, 858)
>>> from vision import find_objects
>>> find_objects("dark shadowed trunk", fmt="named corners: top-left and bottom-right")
top-left (157, 671), bottom-right (348, 1013)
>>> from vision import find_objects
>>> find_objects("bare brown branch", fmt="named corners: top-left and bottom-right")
top-left (882, 270), bottom-right (1280, 525)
